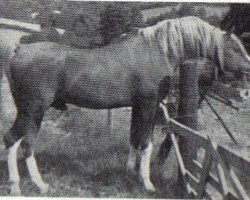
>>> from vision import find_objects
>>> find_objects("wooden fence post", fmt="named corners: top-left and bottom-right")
top-left (0, 59), bottom-right (2, 119)
top-left (177, 59), bottom-right (201, 195)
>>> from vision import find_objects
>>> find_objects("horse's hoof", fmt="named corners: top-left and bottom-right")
top-left (145, 182), bottom-right (156, 193)
top-left (126, 168), bottom-right (137, 177)
top-left (39, 183), bottom-right (49, 195)
top-left (9, 188), bottom-right (21, 196)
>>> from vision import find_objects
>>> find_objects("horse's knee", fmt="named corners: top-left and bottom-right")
top-left (20, 136), bottom-right (35, 158)
top-left (130, 130), bottom-right (152, 150)
top-left (139, 133), bottom-right (153, 151)
top-left (3, 113), bottom-right (40, 152)
top-left (130, 132), bottom-right (140, 150)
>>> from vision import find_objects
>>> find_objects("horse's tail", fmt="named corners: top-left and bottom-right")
top-left (0, 44), bottom-right (18, 121)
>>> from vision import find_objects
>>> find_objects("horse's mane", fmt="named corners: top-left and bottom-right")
top-left (139, 16), bottom-right (225, 70)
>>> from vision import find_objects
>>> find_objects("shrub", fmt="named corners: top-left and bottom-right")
top-left (100, 4), bottom-right (145, 44)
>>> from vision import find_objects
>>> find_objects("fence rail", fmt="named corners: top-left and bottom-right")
top-left (159, 59), bottom-right (249, 200)
top-left (0, 18), bottom-right (65, 34)
top-left (161, 104), bottom-right (250, 199)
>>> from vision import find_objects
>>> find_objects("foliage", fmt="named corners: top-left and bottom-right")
top-left (0, 0), bottom-right (64, 23)
top-left (100, 4), bottom-right (145, 44)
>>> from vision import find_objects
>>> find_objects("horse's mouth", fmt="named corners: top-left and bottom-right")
top-left (240, 89), bottom-right (250, 101)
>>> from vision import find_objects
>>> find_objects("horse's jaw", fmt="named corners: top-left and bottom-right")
top-left (227, 56), bottom-right (250, 74)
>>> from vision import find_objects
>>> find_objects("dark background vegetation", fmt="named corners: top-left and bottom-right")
top-left (0, 1), bottom-right (231, 44)
top-left (6, 1), bottom-right (250, 47)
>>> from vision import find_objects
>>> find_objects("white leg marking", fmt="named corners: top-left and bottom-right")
top-left (26, 151), bottom-right (49, 194)
top-left (140, 142), bottom-right (155, 192)
top-left (126, 145), bottom-right (137, 171)
top-left (7, 138), bottom-right (23, 196)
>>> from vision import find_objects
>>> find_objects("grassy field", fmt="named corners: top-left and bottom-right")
top-left (0, 111), bottom-right (180, 198)
top-left (0, 76), bottom-right (180, 198)
top-left (0, 72), bottom-right (249, 198)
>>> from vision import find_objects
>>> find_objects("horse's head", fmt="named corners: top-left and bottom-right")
top-left (223, 33), bottom-right (250, 74)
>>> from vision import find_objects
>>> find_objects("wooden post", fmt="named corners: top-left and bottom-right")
top-left (0, 59), bottom-right (3, 119)
top-left (0, 56), bottom-right (5, 121)
top-left (177, 59), bottom-right (201, 195)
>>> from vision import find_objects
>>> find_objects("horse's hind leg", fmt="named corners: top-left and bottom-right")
top-left (24, 148), bottom-right (49, 194)
top-left (3, 113), bottom-right (32, 195)
top-left (21, 111), bottom-right (49, 194)
top-left (6, 138), bottom-right (23, 195)
top-left (4, 109), bottom-right (48, 195)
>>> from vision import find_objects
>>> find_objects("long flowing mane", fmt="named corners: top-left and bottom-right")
top-left (139, 16), bottom-right (225, 70)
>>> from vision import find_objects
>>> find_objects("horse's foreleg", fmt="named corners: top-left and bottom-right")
top-left (138, 99), bottom-right (157, 192)
top-left (127, 145), bottom-right (138, 172)
top-left (127, 106), bottom-right (140, 172)
top-left (7, 138), bottom-right (23, 196)
top-left (140, 140), bottom-right (154, 192)
top-left (25, 150), bottom-right (49, 194)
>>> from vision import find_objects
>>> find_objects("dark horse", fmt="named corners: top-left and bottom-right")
top-left (3, 16), bottom-right (250, 195)
top-left (221, 3), bottom-right (250, 54)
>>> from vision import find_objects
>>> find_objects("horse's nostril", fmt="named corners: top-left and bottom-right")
top-left (246, 90), bottom-right (249, 97)
top-left (240, 89), bottom-right (250, 100)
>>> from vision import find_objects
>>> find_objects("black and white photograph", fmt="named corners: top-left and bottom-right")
top-left (0, 1), bottom-right (249, 198)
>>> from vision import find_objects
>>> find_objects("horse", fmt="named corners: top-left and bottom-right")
top-left (221, 3), bottom-right (250, 37)
top-left (221, 4), bottom-right (250, 55)
top-left (4, 16), bottom-right (250, 195)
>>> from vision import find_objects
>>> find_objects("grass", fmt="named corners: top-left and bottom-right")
top-left (0, 76), bottom-right (179, 197)
top-left (0, 74), bottom-right (249, 198)
top-left (0, 4), bottom-right (249, 196)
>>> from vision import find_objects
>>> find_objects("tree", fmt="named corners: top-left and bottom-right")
top-left (100, 4), bottom-right (144, 44)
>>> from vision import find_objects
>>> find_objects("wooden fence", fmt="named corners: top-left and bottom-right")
top-left (160, 107), bottom-right (249, 199)
top-left (159, 60), bottom-right (249, 200)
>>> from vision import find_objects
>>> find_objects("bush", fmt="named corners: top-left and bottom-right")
top-left (100, 4), bottom-right (145, 44)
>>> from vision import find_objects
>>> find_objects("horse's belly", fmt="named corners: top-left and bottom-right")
top-left (65, 85), bottom-right (132, 109)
